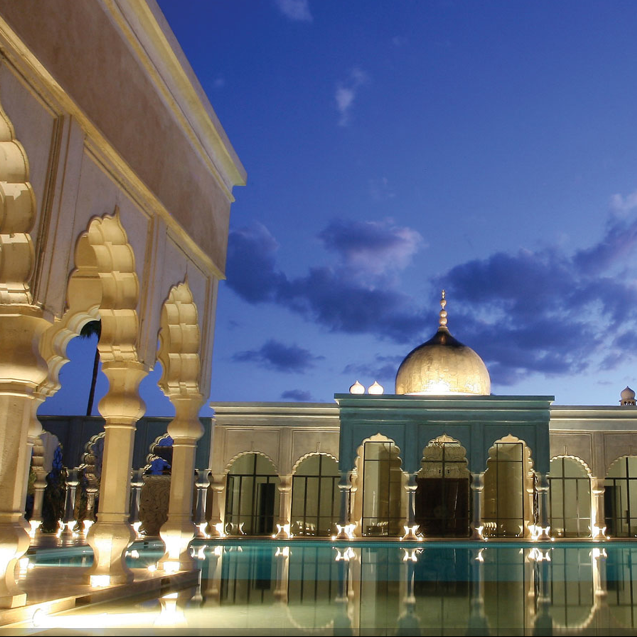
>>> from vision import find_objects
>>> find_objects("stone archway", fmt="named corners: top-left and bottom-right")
top-left (416, 435), bottom-right (471, 537)
top-left (483, 435), bottom-right (534, 538)
top-left (38, 211), bottom-right (145, 585)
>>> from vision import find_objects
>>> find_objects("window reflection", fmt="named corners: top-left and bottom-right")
top-left (362, 441), bottom-right (403, 536)
top-left (548, 457), bottom-right (591, 538)
top-left (291, 455), bottom-right (340, 537)
top-left (605, 457), bottom-right (637, 538)
top-left (483, 442), bottom-right (526, 537)
top-left (225, 454), bottom-right (280, 536)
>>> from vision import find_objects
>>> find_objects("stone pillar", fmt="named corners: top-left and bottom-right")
top-left (194, 470), bottom-right (211, 538)
top-left (0, 309), bottom-right (49, 608)
top-left (470, 472), bottom-right (485, 540)
top-left (60, 468), bottom-right (80, 544)
top-left (129, 468), bottom-right (144, 538)
top-left (29, 435), bottom-right (47, 540)
top-left (535, 472), bottom-right (551, 540)
top-left (336, 471), bottom-right (352, 539)
top-left (401, 473), bottom-right (420, 541)
top-left (158, 395), bottom-right (205, 572)
top-left (85, 361), bottom-right (146, 586)
top-left (207, 474), bottom-right (226, 538)
top-left (466, 548), bottom-right (489, 635)
top-left (274, 475), bottom-right (292, 539)
top-left (591, 477), bottom-right (607, 538)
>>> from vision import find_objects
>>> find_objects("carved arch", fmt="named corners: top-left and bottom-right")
top-left (224, 450), bottom-right (278, 475)
top-left (550, 454), bottom-right (593, 478)
top-left (38, 211), bottom-right (141, 398)
top-left (157, 281), bottom-right (201, 398)
top-left (291, 451), bottom-right (339, 475)
top-left (80, 432), bottom-right (106, 489)
top-left (0, 97), bottom-right (37, 304)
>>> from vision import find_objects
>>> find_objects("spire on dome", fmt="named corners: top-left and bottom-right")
top-left (439, 290), bottom-right (448, 329)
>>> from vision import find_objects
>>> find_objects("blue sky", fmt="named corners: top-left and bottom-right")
top-left (41, 0), bottom-right (637, 416)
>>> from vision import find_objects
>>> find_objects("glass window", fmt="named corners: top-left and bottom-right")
top-left (291, 454), bottom-right (340, 537)
top-left (362, 441), bottom-right (403, 536)
top-left (605, 457), bottom-right (637, 538)
top-left (483, 442), bottom-right (525, 538)
top-left (548, 458), bottom-right (591, 538)
top-left (416, 440), bottom-right (470, 537)
top-left (225, 453), bottom-right (280, 536)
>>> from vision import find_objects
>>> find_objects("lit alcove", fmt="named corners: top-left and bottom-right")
top-left (291, 454), bottom-right (340, 537)
top-left (548, 457), bottom-right (591, 538)
top-left (225, 453), bottom-right (280, 536)
top-left (361, 439), bottom-right (403, 537)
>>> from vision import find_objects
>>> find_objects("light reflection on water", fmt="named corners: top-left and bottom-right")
top-left (32, 543), bottom-right (637, 634)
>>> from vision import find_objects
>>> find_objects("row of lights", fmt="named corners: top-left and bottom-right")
top-left (349, 380), bottom-right (384, 395)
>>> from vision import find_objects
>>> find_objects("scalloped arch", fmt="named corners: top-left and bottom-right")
top-left (353, 433), bottom-right (404, 478)
top-left (38, 211), bottom-right (140, 398)
top-left (549, 454), bottom-right (593, 478)
top-left (292, 451), bottom-right (339, 475)
top-left (606, 454), bottom-right (637, 478)
top-left (157, 281), bottom-right (201, 398)
top-left (224, 450), bottom-right (278, 475)
top-left (487, 434), bottom-right (535, 470)
top-left (0, 96), bottom-right (37, 304)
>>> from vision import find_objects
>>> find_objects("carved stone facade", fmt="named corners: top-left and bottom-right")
top-left (0, 0), bottom-right (244, 608)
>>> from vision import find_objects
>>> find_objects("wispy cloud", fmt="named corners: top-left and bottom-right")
top-left (369, 177), bottom-right (396, 201)
top-left (233, 339), bottom-right (323, 373)
top-left (335, 67), bottom-right (369, 127)
top-left (274, 0), bottom-right (312, 22)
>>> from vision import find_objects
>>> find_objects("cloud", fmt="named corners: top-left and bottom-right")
top-left (610, 189), bottom-right (637, 213)
top-left (226, 201), bottom-right (637, 388)
top-left (335, 68), bottom-right (369, 127)
top-left (318, 218), bottom-right (423, 280)
top-left (369, 177), bottom-right (396, 201)
top-left (343, 354), bottom-right (404, 383)
top-left (233, 339), bottom-right (323, 373)
top-left (226, 218), bottom-right (425, 343)
top-left (281, 389), bottom-right (314, 401)
top-left (274, 0), bottom-right (312, 21)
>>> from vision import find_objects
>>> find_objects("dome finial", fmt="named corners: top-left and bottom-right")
top-left (439, 289), bottom-right (448, 328)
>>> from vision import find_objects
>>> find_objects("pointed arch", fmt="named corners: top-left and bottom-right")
top-left (0, 95), bottom-right (37, 305)
top-left (38, 211), bottom-right (141, 398)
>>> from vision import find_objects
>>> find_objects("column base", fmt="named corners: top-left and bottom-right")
top-left (158, 520), bottom-right (197, 572)
top-left (273, 523), bottom-right (291, 540)
top-left (0, 517), bottom-right (30, 609)
top-left (85, 520), bottom-right (136, 586)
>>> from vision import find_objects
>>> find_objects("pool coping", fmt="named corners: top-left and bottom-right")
top-left (0, 566), bottom-right (199, 629)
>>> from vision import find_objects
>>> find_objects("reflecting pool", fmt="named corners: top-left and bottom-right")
top-left (23, 542), bottom-right (637, 634)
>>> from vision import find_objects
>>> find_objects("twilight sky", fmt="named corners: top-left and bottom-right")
top-left (41, 0), bottom-right (637, 416)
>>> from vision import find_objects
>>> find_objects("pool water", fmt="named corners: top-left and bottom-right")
top-left (24, 541), bottom-right (637, 634)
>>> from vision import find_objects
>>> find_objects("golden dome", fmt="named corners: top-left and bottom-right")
top-left (395, 291), bottom-right (491, 396)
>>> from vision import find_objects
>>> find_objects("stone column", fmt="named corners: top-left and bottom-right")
top-left (274, 546), bottom-right (290, 601)
top-left (470, 472), bottom-right (485, 540)
top-left (401, 473), bottom-right (420, 541)
top-left (0, 309), bottom-right (49, 608)
top-left (274, 475), bottom-right (293, 539)
top-left (60, 468), bottom-right (80, 544)
top-left (207, 474), bottom-right (226, 538)
top-left (158, 395), bottom-right (205, 572)
top-left (535, 472), bottom-right (551, 540)
top-left (129, 468), bottom-right (144, 538)
top-left (591, 477), bottom-right (607, 538)
top-left (85, 361), bottom-right (146, 586)
top-left (336, 471), bottom-right (352, 539)
top-left (29, 435), bottom-right (47, 540)
top-left (194, 470), bottom-right (211, 538)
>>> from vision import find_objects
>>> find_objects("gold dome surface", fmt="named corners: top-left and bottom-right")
top-left (395, 291), bottom-right (491, 396)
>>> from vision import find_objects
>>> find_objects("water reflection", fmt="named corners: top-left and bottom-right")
top-left (34, 543), bottom-right (637, 634)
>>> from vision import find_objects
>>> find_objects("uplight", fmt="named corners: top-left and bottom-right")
top-left (90, 575), bottom-right (111, 588)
